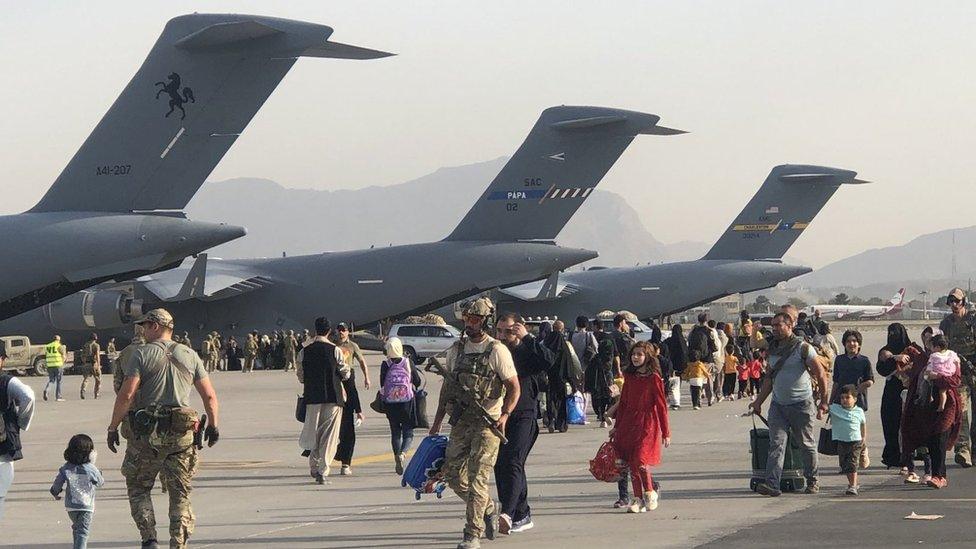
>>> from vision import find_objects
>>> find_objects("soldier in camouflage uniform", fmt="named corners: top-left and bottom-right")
top-left (210, 332), bottom-right (223, 371)
top-left (81, 333), bottom-right (102, 399)
top-left (243, 333), bottom-right (259, 373)
top-left (429, 298), bottom-right (520, 549)
top-left (939, 288), bottom-right (976, 467)
top-left (283, 330), bottom-right (299, 371)
top-left (107, 309), bottom-right (220, 549)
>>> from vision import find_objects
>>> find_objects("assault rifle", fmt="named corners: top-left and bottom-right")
top-left (427, 357), bottom-right (508, 444)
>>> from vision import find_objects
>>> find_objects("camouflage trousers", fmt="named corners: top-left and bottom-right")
top-left (243, 355), bottom-right (256, 372)
top-left (284, 351), bottom-right (297, 371)
top-left (442, 413), bottom-right (501, 538)
top-left (954, 373), bottom-right (976, 462)
top-left (121, 437), bottom-right (199, 548)
top-left (80, 363), bottom-right (101, 397)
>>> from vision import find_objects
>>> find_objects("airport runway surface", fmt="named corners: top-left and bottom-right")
top-left (3, 328), bottom-right (971, 548)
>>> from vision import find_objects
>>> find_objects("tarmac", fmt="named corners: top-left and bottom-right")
top-left (3, 328), bottom-right (973, 548)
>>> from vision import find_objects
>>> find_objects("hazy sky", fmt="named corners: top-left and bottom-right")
top-left (2, 1), bottom-right (974, 268)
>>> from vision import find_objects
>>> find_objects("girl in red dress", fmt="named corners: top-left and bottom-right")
top-left (609, 341), bottom-right (671, 513)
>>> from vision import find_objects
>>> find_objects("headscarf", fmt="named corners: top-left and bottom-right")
top-left (537, 320), bottom-right (553, 341)
top-left (385, 337), bottom-right (404, 359)
top-left (884, 322), bottom-right (912, 355)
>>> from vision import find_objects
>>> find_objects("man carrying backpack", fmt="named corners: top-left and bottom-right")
top-left (1, 344), bottom-right (37, 522)
top-left (941, 288), bottom-right (976, 467)
top-left (688, 314), bottom-right (717, 404)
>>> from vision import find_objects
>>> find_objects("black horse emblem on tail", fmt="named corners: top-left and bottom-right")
top-left (154, 72), bottom-right (195, 120)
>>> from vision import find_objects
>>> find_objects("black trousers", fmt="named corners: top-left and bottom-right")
top-left (336, 403), bottom-right (356, 465)
top-left (494, 409), bottom-right (539, 522)
top-left (690, 385), bottom-right (702, 408)
top-left (546, 387), bottom-right (568, 431)
top-left (880, 388), bottom-right (904, 467)
top-left (928, 431), bottom-right (950, 478)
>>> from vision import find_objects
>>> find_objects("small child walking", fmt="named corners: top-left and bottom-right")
top-left (828, 385), bottom-right (866, 495)
top-left (681, 350), bottom-right (711, 410)
top-left (722, 344), bottom-right (739, 401)
top-left (748, 350), bottom-right (764, 398)
top-left (610, 341), bottom-right (671, 513)
top-left (50, 434), bottom-right (104, 549)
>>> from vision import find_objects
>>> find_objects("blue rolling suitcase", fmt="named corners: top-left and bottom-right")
top-left (401, 435), bottom-right (449, 500)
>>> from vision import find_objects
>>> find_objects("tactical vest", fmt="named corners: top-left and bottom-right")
top-left (448, 339), bottom-right (504, 410)
top-left (45, 341), bottom-right (63, 367)
top-left (944, 313), bottom-right (976, 358)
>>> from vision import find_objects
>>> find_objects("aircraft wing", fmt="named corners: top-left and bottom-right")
top-left (138, 256), bottom-right (273, 302)
top-left (497, 273), bottom-right (574, 301)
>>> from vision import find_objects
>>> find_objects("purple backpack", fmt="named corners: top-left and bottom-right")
top-left (382, 358), bottom-right (414, 403)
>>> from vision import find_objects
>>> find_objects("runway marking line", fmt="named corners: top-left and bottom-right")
top-left (196, 506), bottom-right (392, 548)
top-left (829, 497), bottom-right (976, 502)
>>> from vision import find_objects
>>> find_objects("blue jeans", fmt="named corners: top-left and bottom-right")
top-left (68, 510), bottom-right (92, 549)
top-left (45, 368), bottom-right (63, 400)
top-left (389, 418), bottom-right (415, 455)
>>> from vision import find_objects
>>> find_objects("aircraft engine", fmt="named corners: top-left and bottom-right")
top-left (44, 290), bottom-right (144, 330)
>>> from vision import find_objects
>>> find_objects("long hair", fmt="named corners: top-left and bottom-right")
top-left (64, 434), bottom-right (94, 465)
top-left (626, 341), bottom-right (662, 376)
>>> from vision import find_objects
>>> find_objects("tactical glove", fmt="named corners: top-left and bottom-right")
top-left (107, 429), bottom-right (120, 453)
top-left (205, 424), bottom-right (219, 447)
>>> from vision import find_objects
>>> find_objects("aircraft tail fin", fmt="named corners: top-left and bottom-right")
top-left (444, 106), bottom-right (684, 242)
top-left (888, 288), bottom-right (906, 310)
top-left (702, 165), bottom-right (867, 260)
top-left (30, 14), bottom-right (392, 214)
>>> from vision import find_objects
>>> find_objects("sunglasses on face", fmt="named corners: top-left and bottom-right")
top-left (948, 298), bottom-right (962, 305)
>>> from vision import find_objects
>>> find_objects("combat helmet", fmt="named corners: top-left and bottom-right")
top-left (464, 297), bottom-right (494, 317)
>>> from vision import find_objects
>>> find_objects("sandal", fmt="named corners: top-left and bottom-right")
top-left (904, 472), bottom-right (920, 484)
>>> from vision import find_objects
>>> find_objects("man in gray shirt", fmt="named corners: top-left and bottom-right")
top-left (749, 312), bottom-right (829, 496)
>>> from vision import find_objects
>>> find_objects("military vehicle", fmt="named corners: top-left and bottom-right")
top-left (0, 106), bottom-right (682, 345)
top-left (0, 336), bottom-right (65, 376)
top-left (448, 165), bottom-right (865, 322)
top-left (0, 13), bottom-right (391, 321)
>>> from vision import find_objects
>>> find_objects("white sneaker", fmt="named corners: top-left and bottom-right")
top-left (644, 490), bottom-right (659, 511)
top-left (340, 465), bottom-right (352, 476)
top-left (693, 406), bottom-right (701, 410)
top-left (510, 516), bottom-right (534, 533)
top-left (626, 498), bottom-right (643, 513)
top-left (498, 513), bottom-right (512, 535)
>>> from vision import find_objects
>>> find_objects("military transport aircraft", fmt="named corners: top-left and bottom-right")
top-left (0, 106), bottom-right (683, 347)
top-left (448, 165), bottom-right (866, 322)
top-left (0, 13), bottom-right (391, 321)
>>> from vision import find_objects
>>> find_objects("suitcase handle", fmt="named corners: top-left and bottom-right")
top-left (750, 411), bottom-right (769, 429)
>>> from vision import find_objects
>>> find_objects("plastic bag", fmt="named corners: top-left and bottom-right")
top-left (567, 391), bottom-right (587, 425)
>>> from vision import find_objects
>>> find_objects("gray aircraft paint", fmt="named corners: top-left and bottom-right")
top-left (449, 165), bottom-right (863, 322)
top-left (0, 107), bottom-right (680, 346)
top-left (0, 14), bottom-right (389, 321)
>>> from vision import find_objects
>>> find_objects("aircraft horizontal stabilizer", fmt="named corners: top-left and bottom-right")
top-left (303, 40), bottom-right (395, 60)
top-left (174, 20), bottom-right (283, 50)
top-left (172, 254), bottom-right (208, 301)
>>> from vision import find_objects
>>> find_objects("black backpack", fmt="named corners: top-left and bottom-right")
top-left (0, 374), bottom-right (24, 461)
top-left (688, 326), bottom-right (711, 359)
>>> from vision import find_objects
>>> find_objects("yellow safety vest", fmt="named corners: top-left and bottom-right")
top-left (45, 341), bottom-right (64, 367)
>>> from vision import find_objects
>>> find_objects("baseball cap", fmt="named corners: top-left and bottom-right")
top-left (336, 322), bottom-right (349, 331)
top-left (134, 308), bottom-right (175, 329)
top-left (948, 288), bottom-right (966, 303)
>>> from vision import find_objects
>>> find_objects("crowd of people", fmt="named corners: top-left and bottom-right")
top-left (2, 287), bottom-right (975, 549)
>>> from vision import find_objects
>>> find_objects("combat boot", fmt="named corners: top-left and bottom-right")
top-left (456, 534), bottom-right (480, 549)
top-left (484, 501), bottom-right (498, 540)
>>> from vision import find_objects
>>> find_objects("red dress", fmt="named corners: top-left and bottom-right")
top-left (613, 371), bottom-right (670, 467)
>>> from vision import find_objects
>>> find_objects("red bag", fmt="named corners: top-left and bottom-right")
top-left (589, 438), bottom-right (623, 482)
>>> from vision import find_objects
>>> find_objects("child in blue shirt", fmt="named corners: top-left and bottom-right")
top-left (50, 434), bottom-right (104, 549)
top-left (829, 384), bottom-right (867, 496)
